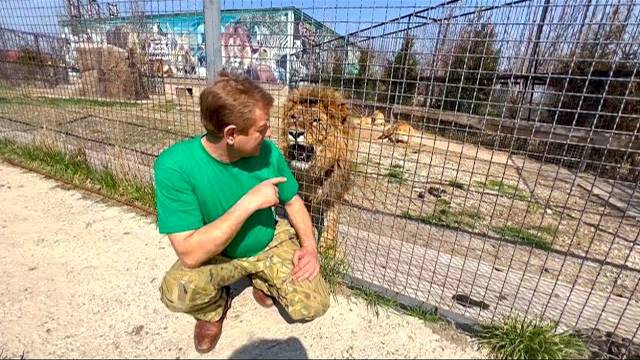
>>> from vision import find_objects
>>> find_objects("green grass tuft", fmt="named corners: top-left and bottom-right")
top-left (0, 94), bottom-right (139, 109)
top-left (527, 201), bottom-right (543, 213)
top-left (478, 316), bottom-right (590, 360)
top-left (386, 164), bottom-right (404, 183)
top-left (491, 225), bottom-right (552, 251)
top-left (447, 179), bottom-right (467, 191)
top-left (537, 224), bottom-right (558, 237)
top-left (481, 179), bottom-right (530, 201)
top-left (39, 97), bottom-right (139, 108)
top-left (352, 287), bottom-right (398, 317)
top-left (319, 249), bottom-right (350, 295)
top-left (402, 305), bottom-right (441, 323)
top-left (403, 199), bottom-right (483, 231)
top-left (0, 138), bottom-right (154, 210)
top-left (352, 286), bottom-right (441, 322)
top-left (154, 101), bottom-right (178, 112)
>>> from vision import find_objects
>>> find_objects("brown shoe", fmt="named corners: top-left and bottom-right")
top-left (252, 286), bottom-right (274, 308)
top-left (193, 288), bottom-right (231, 354)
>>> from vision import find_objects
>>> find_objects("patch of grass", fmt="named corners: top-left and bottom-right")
top-left (39, 97), bottom-right (139, 108)
top-left (154, 101), bottom-right (178, 112)
top-left (481, 179), bottom-right (530, 201)
top-left (402, 304), bottom-right (441, 323)
top-left (436, 198), bottom-right (451, 207)
top-left (385, 164), bottom-right (404, 183)
top-left (537, 224), bottom-right (558, 237)
top-left (403, 199), bottom-right (483, 231)
top-left (349, 161), bottom-right (366, 174)
top-left (0, 138), bottom-right (155, 210)
top-left (0, 95), bottom-right (29, 107)
top-left (352, 286), bottom-right (441, 323)
top-left (319, 249), bottom-right (350, 295)
top-left (527, 201), bottom-right (543, 213)
top-left (0, 96), bottom-right (14, 105)
top-left (0, 94), bottom-right (138, 109)
top-left (124, 180), bottom-right (156, 209)
top-left (491, 225), bottom-right (552, 251)
top-left (447, 179), bottom-right (467, 191)
top-left (478, 316), bottom-right (589, 359)
top-left (353, 287), bottom-right (398, 317)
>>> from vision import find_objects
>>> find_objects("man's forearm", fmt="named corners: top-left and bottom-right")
top-left (285, 195), bottom-right (317, 251)
top-left (178, 197), bottom-right (255, 267)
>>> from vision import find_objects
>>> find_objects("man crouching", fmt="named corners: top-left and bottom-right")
top-left (153, 74), bottom-right (329, 353)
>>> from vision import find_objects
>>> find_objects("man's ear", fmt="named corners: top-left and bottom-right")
top-left (223, 125), bottom-right (238, 144)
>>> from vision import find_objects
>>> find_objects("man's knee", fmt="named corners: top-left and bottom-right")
top-left (159, 264), bottom-right (218, 314)
top-left (287, 288), bottom-right (331, 322)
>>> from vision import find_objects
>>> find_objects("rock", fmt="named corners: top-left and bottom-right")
top-left (428, 186), bottom-right (447, 198)
top-left (452, 294), bottom-right (490, 310)
top-left (76, 44), bottom-right (148, 100)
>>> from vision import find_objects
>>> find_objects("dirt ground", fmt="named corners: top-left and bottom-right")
top-left (0, 161), bottom-right (482, 359)
top-left (346, 124), bottom-right (640, 301)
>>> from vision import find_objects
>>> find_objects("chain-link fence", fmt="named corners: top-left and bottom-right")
top-left (0, 0), bottom-right (638, 358)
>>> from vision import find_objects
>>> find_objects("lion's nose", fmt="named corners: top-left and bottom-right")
top-left (288, 130), bottom-right (305, 142)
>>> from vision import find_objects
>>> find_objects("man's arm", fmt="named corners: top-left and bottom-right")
top-left (284, 195), bottom-right (317, 251)
top-left (285, 195), bottom-right (320, 281)
top-left (169, 177), bottom-right (286, 268)
top-left (168, 197), bottom-right (254, 268)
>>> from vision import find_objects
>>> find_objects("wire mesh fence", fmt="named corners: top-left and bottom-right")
top-left (0, 0), bottom-right (638, 358)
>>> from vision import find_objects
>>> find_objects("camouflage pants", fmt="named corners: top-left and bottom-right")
top-left (159, 220), bottom-right (330, 322)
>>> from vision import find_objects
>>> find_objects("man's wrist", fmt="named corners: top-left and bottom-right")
top-left (237, 194), bottom-right (257, 213)
top-left (300, 241), bottom-right (318, 253)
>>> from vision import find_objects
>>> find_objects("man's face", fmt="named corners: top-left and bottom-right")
top-left (234, 105), bottom-right (271, 157)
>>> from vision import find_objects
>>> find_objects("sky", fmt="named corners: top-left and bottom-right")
top-left (1, 0), bottom-right (635, 67)
top-left (0, 0), bottom-right (439, 36)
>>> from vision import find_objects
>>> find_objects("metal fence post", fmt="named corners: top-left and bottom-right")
top-left (204, 0), bottom-right (222, 85)
top-left (524, 0), bottom-right (550, 122)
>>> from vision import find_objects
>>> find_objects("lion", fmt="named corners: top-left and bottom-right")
top-left (372, 110), bottom-right (386, 126)
top-left (350, 110), bottom-right (385, 127)
top-left (349, 115), bottom-right (372, 127)
top-left (377, 120), bottom-right (418, 143)
top-left (279, 86), bottom-right (355, 252)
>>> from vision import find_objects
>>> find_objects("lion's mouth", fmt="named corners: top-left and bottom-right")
top-left (287, 143), bottom-right (315, 171)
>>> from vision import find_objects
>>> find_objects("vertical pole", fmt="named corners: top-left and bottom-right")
top-left (523, 0), bottom-right (550, 122)
top-left (426, 20), bottom-right (442, 109)
top-left (287, 9), bottom-right (294, 86)
top-left (204, 0), bottom-right (222, 85)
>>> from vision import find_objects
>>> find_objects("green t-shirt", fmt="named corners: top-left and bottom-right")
top-left (153, 134), bottom-right (299, 259)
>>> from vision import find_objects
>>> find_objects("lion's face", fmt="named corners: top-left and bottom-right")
top-left (281, 87), bottom-right (352, 176)
top-left (285, 105), bottom-right (331, 171)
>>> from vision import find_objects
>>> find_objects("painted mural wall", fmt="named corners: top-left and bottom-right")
top-left (61, 8), bottom-right (359, 84)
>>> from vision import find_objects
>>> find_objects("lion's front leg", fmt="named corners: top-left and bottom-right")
top-left (318, 205), bottom-right (341, 254)
top-left (311, 171), bottom-right (350, 254)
